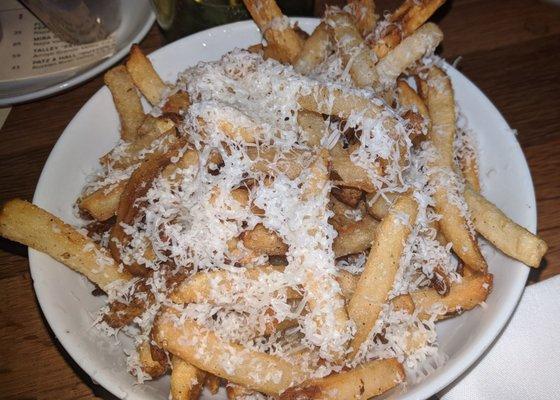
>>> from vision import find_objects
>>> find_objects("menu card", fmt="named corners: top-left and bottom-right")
top-left (0, 0), bottom-right (116, 83)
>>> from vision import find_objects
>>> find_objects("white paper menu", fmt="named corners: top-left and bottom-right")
top-left (0, 0), bottom-right (116, 84)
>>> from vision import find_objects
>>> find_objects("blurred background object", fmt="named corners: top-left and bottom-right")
top-left (19, 0), bottom-right (121, 45)
top-left (151, 0), bottom-right (314, 41)
top-left (0, 0), bottom-right (154, 106)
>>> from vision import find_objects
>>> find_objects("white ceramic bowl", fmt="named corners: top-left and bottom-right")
top-left (30, 18), bottom-right (535, 400)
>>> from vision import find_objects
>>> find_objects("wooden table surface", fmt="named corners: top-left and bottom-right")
top-left (1, 1), bottom-right (559, 399)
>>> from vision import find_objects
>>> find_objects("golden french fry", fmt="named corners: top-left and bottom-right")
top-left (171, 356), bottom-right (207, 400)
top-left (226, 383), bottom-right (259, 400)
top-left (300, 151), bottom-right (351, 361)
top-left (426, 66), bottom-right (487, 273)
top-left (407, 273), bottom-right (493, 320)
top-left (399, 0), bottom-right (446, 37)
top-left (297, 110), bottom-right (325, 147)
top-left (397, 79), bottom-right (430, 144)
top-left (103, 123), bottom-right (177, 171)
top-left (170, 265), bottom-right (292, 304)
top-left (248, 147), bottom-right (307, 180)
top-left (373, 0), bottom-right (445, 58)
top-left (138, 340), bottom-right (168, 378)
top-left (326, 11), bottom-right (379, 87)
top-left (109, 142), bottom-right (191, 276)
top-left (197, 106), bottom-right (263, 143)
top-left (136, 115), bottom-right (177, 141)
top-left (298, 86), bottom-right (400, 148)
top-left (464, 187), bottom-right (547, 267)
top-left (279, 358), bottom-right (405, 400)
top-left (333, 216), bottom-right (378, 258)
top-left (457, 142), bottom-right (480, 192)
top-left (365, 191), bottom-right (397, 219)
top-left (79, 182), bottom-right (126, 221)
top-left (242, 0), bottom-right (304, 64)
top-left (104, 65), bottom-right (145, 141)
top-left (294, 22), bottom-right (331, 75)
top-left (0, 199), bottom-right (130, 291)
top-left (241, 224), bottom-right (288, 256)
top-left (162, 91), bottom-right (191, 116)
top-left (376, 23), bottom-right (443, 88)
top-left (331, 186), bottom-right (363, 208)
top-left (205, 374), bottom-right (222, 395)
top-left (347, 0), bottom-right (379, 37)
top-left (126, 45), bottom-right (167, 105)
top-left (171, 264), bottom-right (361, 307)
top-left (330, 198), bottom-right (379, 257)
top-left (397, 80), bottom-right (429, 118)
top-left (153, 310), bottom-right (308, 395)
top-left (348, 193), bottom-right (418, 357)
top-left (330, 143), bottom-right (378, 193)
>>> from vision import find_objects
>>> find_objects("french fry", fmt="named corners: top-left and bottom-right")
top-left (162, 91), bottom-right (191, 116)
top-left (138, 340), bottom-right (168, 378)
top-left (326, 11), bottom-right (379, 87)
top-left (300, 151), bottom-right (351, 361)
top-left (331, 186), bottom-right (363, 208)
top-left (333, 214), bottom-right (378, 257)
top-left (205, 374), bottom-right (222, 395)
top-left (397, 80), bottom-right (430, 144)
top-left (280, 358), bottom-right (404, 400)
top-left (109, 142), bottom-right (191, 276)
top-left (330, 143), bottom-right (378, 193)
top-left (242, 0), bottom-right (304, 64)
top-left (297, 110), bottom-right (326, 147)
top-left (406, 273), bottom-right (493, 320)
top-left (298, 85), bottom-right (400, 145)
top-left (373, 0), bottom-right (445, 58)
top-left (104, 65), bottom-right (146, 141)
top-left (126, 45), bottom-right (167, 105)
top-left (197, 107), bottom-right (263, 144)
top-left (397, 80), bottom-right (429, 117)
top-left (170, 265), bottom-right (294, 304)
top-left (376, 23), bottom-right (443, 88)
top-left (79, 182), bottom-right (126, 221)
top-left (136, 115), bottom-right (177, 141)
top-left (102, 122), bottom-right (177, 170)
top-left (348, 193), bottom-right (418, 357)
top-left (347, 0), bottom-right (378, 37)
top-left (248, 147), bottom-right (307, 180)
top-left (103, 280), bottom-right (151, 328)
top-left (399, 0), bottom-right (446, 37)
top-left (241, 224), bottom-right (288, 256)
top-left (457, 144), bottom-right (481, 192)
top-left (365, 191), bottom-right (397, 219)
top-left (153, 310), bottom-right (309, 395)
top-left (0, 199), bottom-right (130, 291)
top-left (171, 265), bottom-right (362, 306)
top-left (171, 356), bottom-right (207, 400)
top-left (426, 66), bottom-right (487, 272)
top-left (294, 22), bottom-right (331, 75)
top-left (226, 383), bottom-right (259, 399)
top-left (330, 198), bottom-right (378, 258)
top-left (464, 187), bottom-right (547, 267)
top-left (299, 85), bottom-right (384, 119)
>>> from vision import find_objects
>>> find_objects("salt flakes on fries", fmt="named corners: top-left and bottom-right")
top-left (0, 0), bottom-right (548, 399)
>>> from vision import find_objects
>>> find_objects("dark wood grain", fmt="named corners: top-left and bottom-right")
top-left (1, 1), bottom-right (559, 399)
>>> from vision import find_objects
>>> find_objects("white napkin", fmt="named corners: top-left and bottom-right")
top-left (440, 274), bottom-right (560, 399)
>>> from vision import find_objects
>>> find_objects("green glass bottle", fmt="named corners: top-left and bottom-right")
top-left (151, 0), bottom-right (314, 41)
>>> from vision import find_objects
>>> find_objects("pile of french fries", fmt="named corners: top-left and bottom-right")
top-left (0, 1), bottom-right (548, 399)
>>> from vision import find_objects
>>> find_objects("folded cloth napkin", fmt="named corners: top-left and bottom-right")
top-left (440, 274), bottom-right (560, 400)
